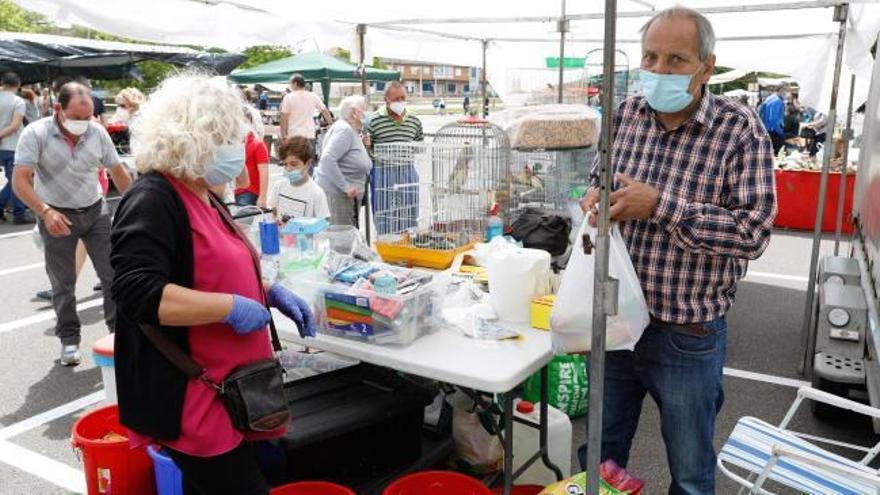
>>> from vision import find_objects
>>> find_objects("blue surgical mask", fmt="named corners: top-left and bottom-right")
top-left (204, 143), bottom-right (245, 186)
top-left (361, 113), bottom-right (371, 129)
top-left (640, 66), bottom-right (702, 113)
top-left (284, 169), bottom-right (304, 184)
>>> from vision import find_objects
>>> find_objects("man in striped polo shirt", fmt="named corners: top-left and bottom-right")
top-left (368, 81), bottom-right (424, 235)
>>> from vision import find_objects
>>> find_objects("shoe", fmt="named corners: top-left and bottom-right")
top-left (60, 344), bottom-right (81, 366)
top-left (0, 212), bottom-right (6, 222)
top-left (93, 283), bottom-right (102, 292)
top-left (12, 214), bottom-right (35, 225)
top-left (36, 289), bottom-right (53, 301)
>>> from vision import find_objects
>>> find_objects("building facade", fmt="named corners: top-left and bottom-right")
top-left (378, 58), bottom-right (485, 97)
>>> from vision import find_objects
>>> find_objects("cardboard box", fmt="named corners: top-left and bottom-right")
top-left (531, 295), bottom-right (556, 331)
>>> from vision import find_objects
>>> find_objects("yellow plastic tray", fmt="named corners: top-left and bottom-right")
top-left (375, 241), bottom-right (476, 270)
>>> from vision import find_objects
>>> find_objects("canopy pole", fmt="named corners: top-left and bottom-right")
top-left (481, 39), bottom-right (489, 118)
top-left (557, 0), bottom-right (568, 103)
top-left (357, 24), bottom-right (368, 96)
top-left (800, 2), bottom-right (848, 377)
top-left (587, 0), bottom-right (618, 492)
top-left (833, 74), bottom-right (856, 255)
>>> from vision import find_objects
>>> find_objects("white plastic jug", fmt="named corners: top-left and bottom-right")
top-left (512, 399), bottom-right (572, 486)
top-left (487, 248), bottom-right (551, 323)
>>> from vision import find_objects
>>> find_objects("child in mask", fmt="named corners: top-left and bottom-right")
top-left (268, 136), bottom-right (330, 222)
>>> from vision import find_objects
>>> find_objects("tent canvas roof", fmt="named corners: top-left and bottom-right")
top-left (228, 52), bottom-right (400, 84)
top-left (10, 0), bottom-right (880, 111)
top-left (0, 31), bottom-right (244, 82)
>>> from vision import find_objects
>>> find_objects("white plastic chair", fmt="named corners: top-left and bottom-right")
top-left (717, 386), bottom-right (880, 494)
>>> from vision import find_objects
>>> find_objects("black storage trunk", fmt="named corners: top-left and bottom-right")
top-left (279, 363), bottom-right (432, 485)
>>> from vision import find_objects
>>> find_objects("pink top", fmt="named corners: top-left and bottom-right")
top-left (280, 89), bottom-right (325, 139)
top-left (128, 176), bottom-right (286, 456)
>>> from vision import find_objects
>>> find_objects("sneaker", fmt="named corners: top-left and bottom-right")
top-left (12, 214), bottom-right (35, 225)
top-left (93, 283), bottom-right (102, 292)
top-left (36, 289), bottom-right (53, 301)
top-left (0, 212), bottom-right (6, 222)
top-left (60, 344), bottom-right (81, 366)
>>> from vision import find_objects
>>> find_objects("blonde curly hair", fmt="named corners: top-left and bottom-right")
top-left (131, 74), bottom-right (247, 181)
top-left (114, 87), bottom-right (146, 112)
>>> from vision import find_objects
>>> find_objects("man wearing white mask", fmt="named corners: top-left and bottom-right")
top-left (12, 81), bottom-right (132, 366)
top-left (367, 81), bottom-right (424, 234)
top-left (578, 7), bottom-right (776, 494)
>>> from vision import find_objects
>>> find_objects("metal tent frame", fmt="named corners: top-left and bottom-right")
top-left (349, 1), bottom-right (863, 492)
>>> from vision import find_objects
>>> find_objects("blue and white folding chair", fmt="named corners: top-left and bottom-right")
top-left (718, 386), bottom-right (880, 494)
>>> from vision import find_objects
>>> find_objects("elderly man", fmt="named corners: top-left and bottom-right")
top-left (759, 83), bottom-right (789, 154)
top-left (279, 74), bottom-right (333, 146)
top-left (367, 81), bottom-right (424, 235)
top-left (579, 7), bottom-right (776, 494)
top-left (13, 81), bottom-right (132, 366)
top-left (0, 72), bottom-right (31, 224)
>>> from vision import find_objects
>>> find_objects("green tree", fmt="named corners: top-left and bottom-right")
top-left (239, 45), bottom-right (293, 70)
top-left (0, 0), bottom-right (48, 32)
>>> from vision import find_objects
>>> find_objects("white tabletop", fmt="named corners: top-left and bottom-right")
top-left (275, 312), bottom-right (554, 394)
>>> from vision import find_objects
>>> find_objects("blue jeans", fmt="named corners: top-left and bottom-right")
top-left (0, 150), bottom-right (26, 218)
top-left (579, 317), bottom-right (727, 495)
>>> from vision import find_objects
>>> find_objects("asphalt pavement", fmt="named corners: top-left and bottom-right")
top-left (0, 175), bottom-right (876, 493)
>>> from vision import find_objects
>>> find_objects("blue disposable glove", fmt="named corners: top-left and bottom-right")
top-left (223, 295), bottom-right (271, 335)
top-left (267, 284), bottom-right (316, 338)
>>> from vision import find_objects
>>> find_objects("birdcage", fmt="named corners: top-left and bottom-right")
top-left (371, 117), bottom-right (512, 269)
top-left (509, 147), bottom-right (596, 217)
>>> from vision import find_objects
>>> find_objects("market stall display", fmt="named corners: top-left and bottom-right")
top-left (501, 105), bottom-right (601, 151)
top-left (372, 118), bottom-right (512, 269)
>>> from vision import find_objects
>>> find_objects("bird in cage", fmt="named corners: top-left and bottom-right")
top-left (448, 143), bottom-right (474, 193)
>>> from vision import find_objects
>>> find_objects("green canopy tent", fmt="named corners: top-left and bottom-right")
top-left (228, 52), bottom-right (400, 105)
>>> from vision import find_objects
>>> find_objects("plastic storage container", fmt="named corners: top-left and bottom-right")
top-left (71, 405), bottom-right (155, 495)
top-left (511, 399), bottom-right (572, 487)
top-left (146, 445), bottom-right (183, 495)
top-left (91, 334), bottom-right (116, 404)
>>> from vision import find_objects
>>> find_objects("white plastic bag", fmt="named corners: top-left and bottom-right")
top-left (449, 391), bottom-right (503, 474)
top-left (550, 217), bottom-right (650, 354)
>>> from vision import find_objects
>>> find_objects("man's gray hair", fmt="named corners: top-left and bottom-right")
top-left (385, 80), bottom-right (406, 95)
top-left (640, 6), bottom-right (715, 61)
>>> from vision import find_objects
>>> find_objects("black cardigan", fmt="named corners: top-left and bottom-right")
top-left (110, 172), bottom-right (195, 440)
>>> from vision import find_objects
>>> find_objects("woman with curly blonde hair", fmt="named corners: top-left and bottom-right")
top-left (112, 87), bottom-right (145, 124)
top-left (110, 74), bottom-right (315, 494)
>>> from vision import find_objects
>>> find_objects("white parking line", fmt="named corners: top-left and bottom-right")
top-left (0, 391), bottom-right (105, 441)
top-left (724, 367), bottom-right (811, 389)
top-left (0, 262), bottom-right (44, 277)
top-left (745, 271), bottom-right (809, 284)
top-left (0, 299), bottom-right (105, 335)
top-left (0, 230), bottom-right (33, 240)
top-left (0, 439), bottom-right (86, 493)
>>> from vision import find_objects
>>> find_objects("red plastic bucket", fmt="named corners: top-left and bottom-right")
top-left (271, 481), bottom-right (356, 495)
top-left (71, 405), bottom-right (155, 495)
top-left (490, 486), bottom-right (545, 495)
top-left (383, 471), bottom-right (492, 495)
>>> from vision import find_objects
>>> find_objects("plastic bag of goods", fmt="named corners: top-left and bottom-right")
top-left (501, 104), bottom-right (601, 150)
top-left (522, 355), bottom-right (589, 418)
top-left (550, 217), bottom-right (650, 353)
top-left (449, 391), bottom-right (503, 474)
top-left (539, 461), bottom-right (644, 494)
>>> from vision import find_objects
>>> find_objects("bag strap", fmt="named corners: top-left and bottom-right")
top-left (137, 190), bottom-right (284, 384)
top-left (208, 193), bottom-right (283, 353)
top-left (140, 324), bottom-right (204, 379)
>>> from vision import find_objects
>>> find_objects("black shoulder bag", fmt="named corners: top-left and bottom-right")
top-left (140, 193), bottom-right (289, 433)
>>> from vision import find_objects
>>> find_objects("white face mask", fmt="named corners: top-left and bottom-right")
top-left (389, 101), bottom-right (406, 116)
top-left (61, 111), bottom-right (89, 136)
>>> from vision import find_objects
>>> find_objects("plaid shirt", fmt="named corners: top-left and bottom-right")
top-left (592, 93), bottom-right (777, 324)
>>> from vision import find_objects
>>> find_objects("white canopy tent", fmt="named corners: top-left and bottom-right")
top-left (11, 0), bottom-right (880, 113)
